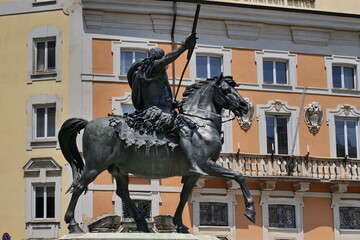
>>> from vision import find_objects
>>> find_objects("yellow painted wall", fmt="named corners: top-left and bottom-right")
top-left (0, 10), bottom-right (70, 239)
top-left (208, 0), bottom-right (360, 15)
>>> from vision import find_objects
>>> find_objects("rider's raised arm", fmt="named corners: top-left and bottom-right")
top-left (153, 33), bottom-right (196, 71)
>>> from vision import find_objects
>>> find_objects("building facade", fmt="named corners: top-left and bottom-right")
top-left (0, 0), bottom-right (360, 240)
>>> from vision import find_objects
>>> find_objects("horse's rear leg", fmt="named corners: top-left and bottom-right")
top-left (173, 175), bottom-right (199, 233)
top-left (65, 169), bottom-right (100, 233)
top-left (202, 159), bottom-right (256, 223)
top-left (113, 173), bottom-right (149, 232)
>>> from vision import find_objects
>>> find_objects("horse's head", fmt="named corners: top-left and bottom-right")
top-left (213, 75), bottom-right (248, 117)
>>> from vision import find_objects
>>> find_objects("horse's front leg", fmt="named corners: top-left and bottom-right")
top-left (173, 175), bottom-right (199, 233)
top-left (113, 173), bottom-right (149, 232)
top-left (202, 159), bottom-right (256, 223)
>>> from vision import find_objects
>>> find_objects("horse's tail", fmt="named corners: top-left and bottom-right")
top-left (58, 118), bottom-right (89, 193)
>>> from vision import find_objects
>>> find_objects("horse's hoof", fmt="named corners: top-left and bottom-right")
top-left (68, 223), bottom-right (84, 233)
top-left (177, 226), bottom-right (190, 234)
top-left (244, 207), bottom-right (256, 223)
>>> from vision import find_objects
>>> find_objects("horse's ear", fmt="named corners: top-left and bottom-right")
top-left (215, 72), bottom-right (224, 85)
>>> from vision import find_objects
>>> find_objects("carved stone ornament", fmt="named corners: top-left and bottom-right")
top-left (304, 102), bottom-right (323, 134)
top-left (237, 98), bottom-right (254, 130)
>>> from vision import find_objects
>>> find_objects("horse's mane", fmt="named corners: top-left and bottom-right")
top-left (180, 80), bottom-right (212, 106)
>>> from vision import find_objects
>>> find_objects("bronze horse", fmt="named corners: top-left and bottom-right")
top-left (59, 76), bottom-right (255, 233)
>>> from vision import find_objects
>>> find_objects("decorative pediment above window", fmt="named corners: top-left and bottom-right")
top-left (304, 102), bottom-right (323, 134)
top-left (23, 158), bottom-right (62, 177)
top-left (237, 98), bottom-right (254, 131)
top-left (327, 105), bottom-right (360, 124)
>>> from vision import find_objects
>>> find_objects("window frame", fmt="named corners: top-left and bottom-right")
top-left (325, 55), bottom-right (360, 92)
top-left (27, 26), bottom-right (62, 83)
top-left (33, 37), bottom-right (56, 74)
top-left (196, 54), bottom-right (223, 79)
top-left (24, 158), bottom-right (62, 239)
top-left (334, 118), bottom-right (359, 158)
top-left (261, 191), bottom-right (304, 240)
top-left (266, 115), bottom-right (290, 155)
top-left (112, 40), bottom-right (156, 80)
top-left (327, 105), bottom-right (360, 158)
top-left (258, 100), bottom-right (299, 155)
top-left (263, 59), bottom-right (289, 85)
top-left (33, 183), bottom-right (56, 220)
top-left (332, 193), bottom-right (360, 240)
top-left (255, 50), bottom-right (297, 88)
top-left (191, 190), bottom-right (236, 240)
top-left (190, 45), bottom-right (231, 83)
top-left (33, 104), bottom-right (56, 140)
top-left (26, 94), bottom-right (62, 150)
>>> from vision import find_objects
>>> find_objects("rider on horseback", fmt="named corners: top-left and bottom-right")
top-left (126, 33), bottom-right (206, 175)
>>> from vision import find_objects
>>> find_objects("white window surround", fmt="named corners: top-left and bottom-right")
top-left (190, 45), bottom-right (231, 82)
top-left (112, 40), bottom-right (156, 80)
top-left (26, 94), bottom-right (62, 150)
top-left (260, 191), bottom-right (304, 240)
top-left (191, 190), bottom-right (236, 240)
top-left (325, 55), bottom-right (360, 91)
top-left (327, 105), bottom-right (360, 158)
top-left (113, 179), bottom-right (161, 221)
top-left (257, 100), bottom-right (299, 155)
top-left (24, 157), bottom-right (62, 239)
top-left (221, 110), bottom-right (233, 153)
top-left (255, 50), bottom-right (297, 88)
top-left (332, 194), bottom-right (360, 240)
top-left (27, 25), bottom-right (62, 83)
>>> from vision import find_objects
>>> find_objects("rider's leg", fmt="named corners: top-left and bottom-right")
top-left (179, 126), bottom-right (207, 175)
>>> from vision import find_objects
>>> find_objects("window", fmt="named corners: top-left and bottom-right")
top-left (339, 207), bottom-right (360, 229)
top-left (263, 60), bottom-right (287, 84)
top-left (266, 115), bottom-right (289, 154)
top-left (24, 158), bottom-right (62, 239)
top-left (34, 105), bottom-right (56, 139)
top-left (120, 51), bottom-right (147, 74)
top-left (332, 193), bottom-right (360, 240)
top-left (258, 100), bottom-right (298, 155)
top-left (200, 202), bottom-right (228, 226)
top-left (112, 93), bottom-right (135, 115)
top-left (335, 119), bottom-right (358, 158)
top-left (191, 191), bottom-right (236, 240)
top-left (34, 185), bottom-right (55, 219)
top-left (261, 192), bottom-right (304, 240)
top-left (268, 204), bottom-right (296, 228)
top-left (196, 55), bottom-right (222, 79)
top-left (123, 200), bottom-right (151, 220)
top-left (26, 94), bottom-right (62, 150)
top-left (255, 50), bottom-right (297, 87)
top-left (112, 40), bottom-right (156, 80)
top-left (325, 56), bottom-right (360, 91)
top-left (327, 105), bottom-right (360, 158)
top-left (332, 66), bottom-right (355, 89)
top-left (190, 45), bottom-right (231, 82)
top-left (27, 26), bottom-right (62, 83)
top-left (34, 39), bottom-right (56, 73)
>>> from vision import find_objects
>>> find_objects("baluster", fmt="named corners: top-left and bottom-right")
top-left (258, 159), bottom-right (265, 176)
top-left (330, 162), bottom-right (336, 180)
top-left (351, 163), bottom-right (358, 180)
top-left (323, 161), bottom-right (329, 179)
top-left (318, 161), bottom-right (324, 179)
top-left (345, 163), bottom-right (351, 179)
top-left (245, 158), bottom-right (251, 176)
top-left (274, 159), bottom-right (281, 176)
top-left (251, 159), bottom-right (257, 176)
top-left (281, 159), bottom-right (287, 176)
top-left (312, 160), bottom-right (318, 178)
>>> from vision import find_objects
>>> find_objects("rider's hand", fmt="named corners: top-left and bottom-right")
top-left (182, 33), bottom-right (197, 49)
top-left (172, 99), bottom-right (181, 109)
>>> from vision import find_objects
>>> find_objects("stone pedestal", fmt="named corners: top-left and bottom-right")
top-left (60, 233), bottom-right (219, 240)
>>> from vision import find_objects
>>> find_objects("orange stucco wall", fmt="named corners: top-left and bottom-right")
top-left (297, 53), bottom-right (328, 89)
top-left (303, 197), bottom-right (334, 240)
top-left (231, 48), bottom-right (258, 84)
top-left (93, 190), bottom-right (115, 216)
top-left (92, 39), bottom-right (116, 74)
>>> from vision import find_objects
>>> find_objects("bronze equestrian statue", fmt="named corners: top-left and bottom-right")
top-left (59, 74), bottom-right (255, 233)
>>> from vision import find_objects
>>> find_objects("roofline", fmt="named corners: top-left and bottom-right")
top-left (158, 0), bottom-right (360, 19)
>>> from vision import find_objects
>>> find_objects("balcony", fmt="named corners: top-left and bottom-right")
top-left (218, 153), bottom-right (360, 182)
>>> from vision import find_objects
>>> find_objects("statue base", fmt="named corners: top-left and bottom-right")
top-left (60, 233), bottom-right (219, 240)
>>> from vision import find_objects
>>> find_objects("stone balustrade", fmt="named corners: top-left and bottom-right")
top-left (218, 153), bottom-right (360, 181)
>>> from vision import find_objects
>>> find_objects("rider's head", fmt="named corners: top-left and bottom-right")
top-left (148, 47), bottom-right (165, 60)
